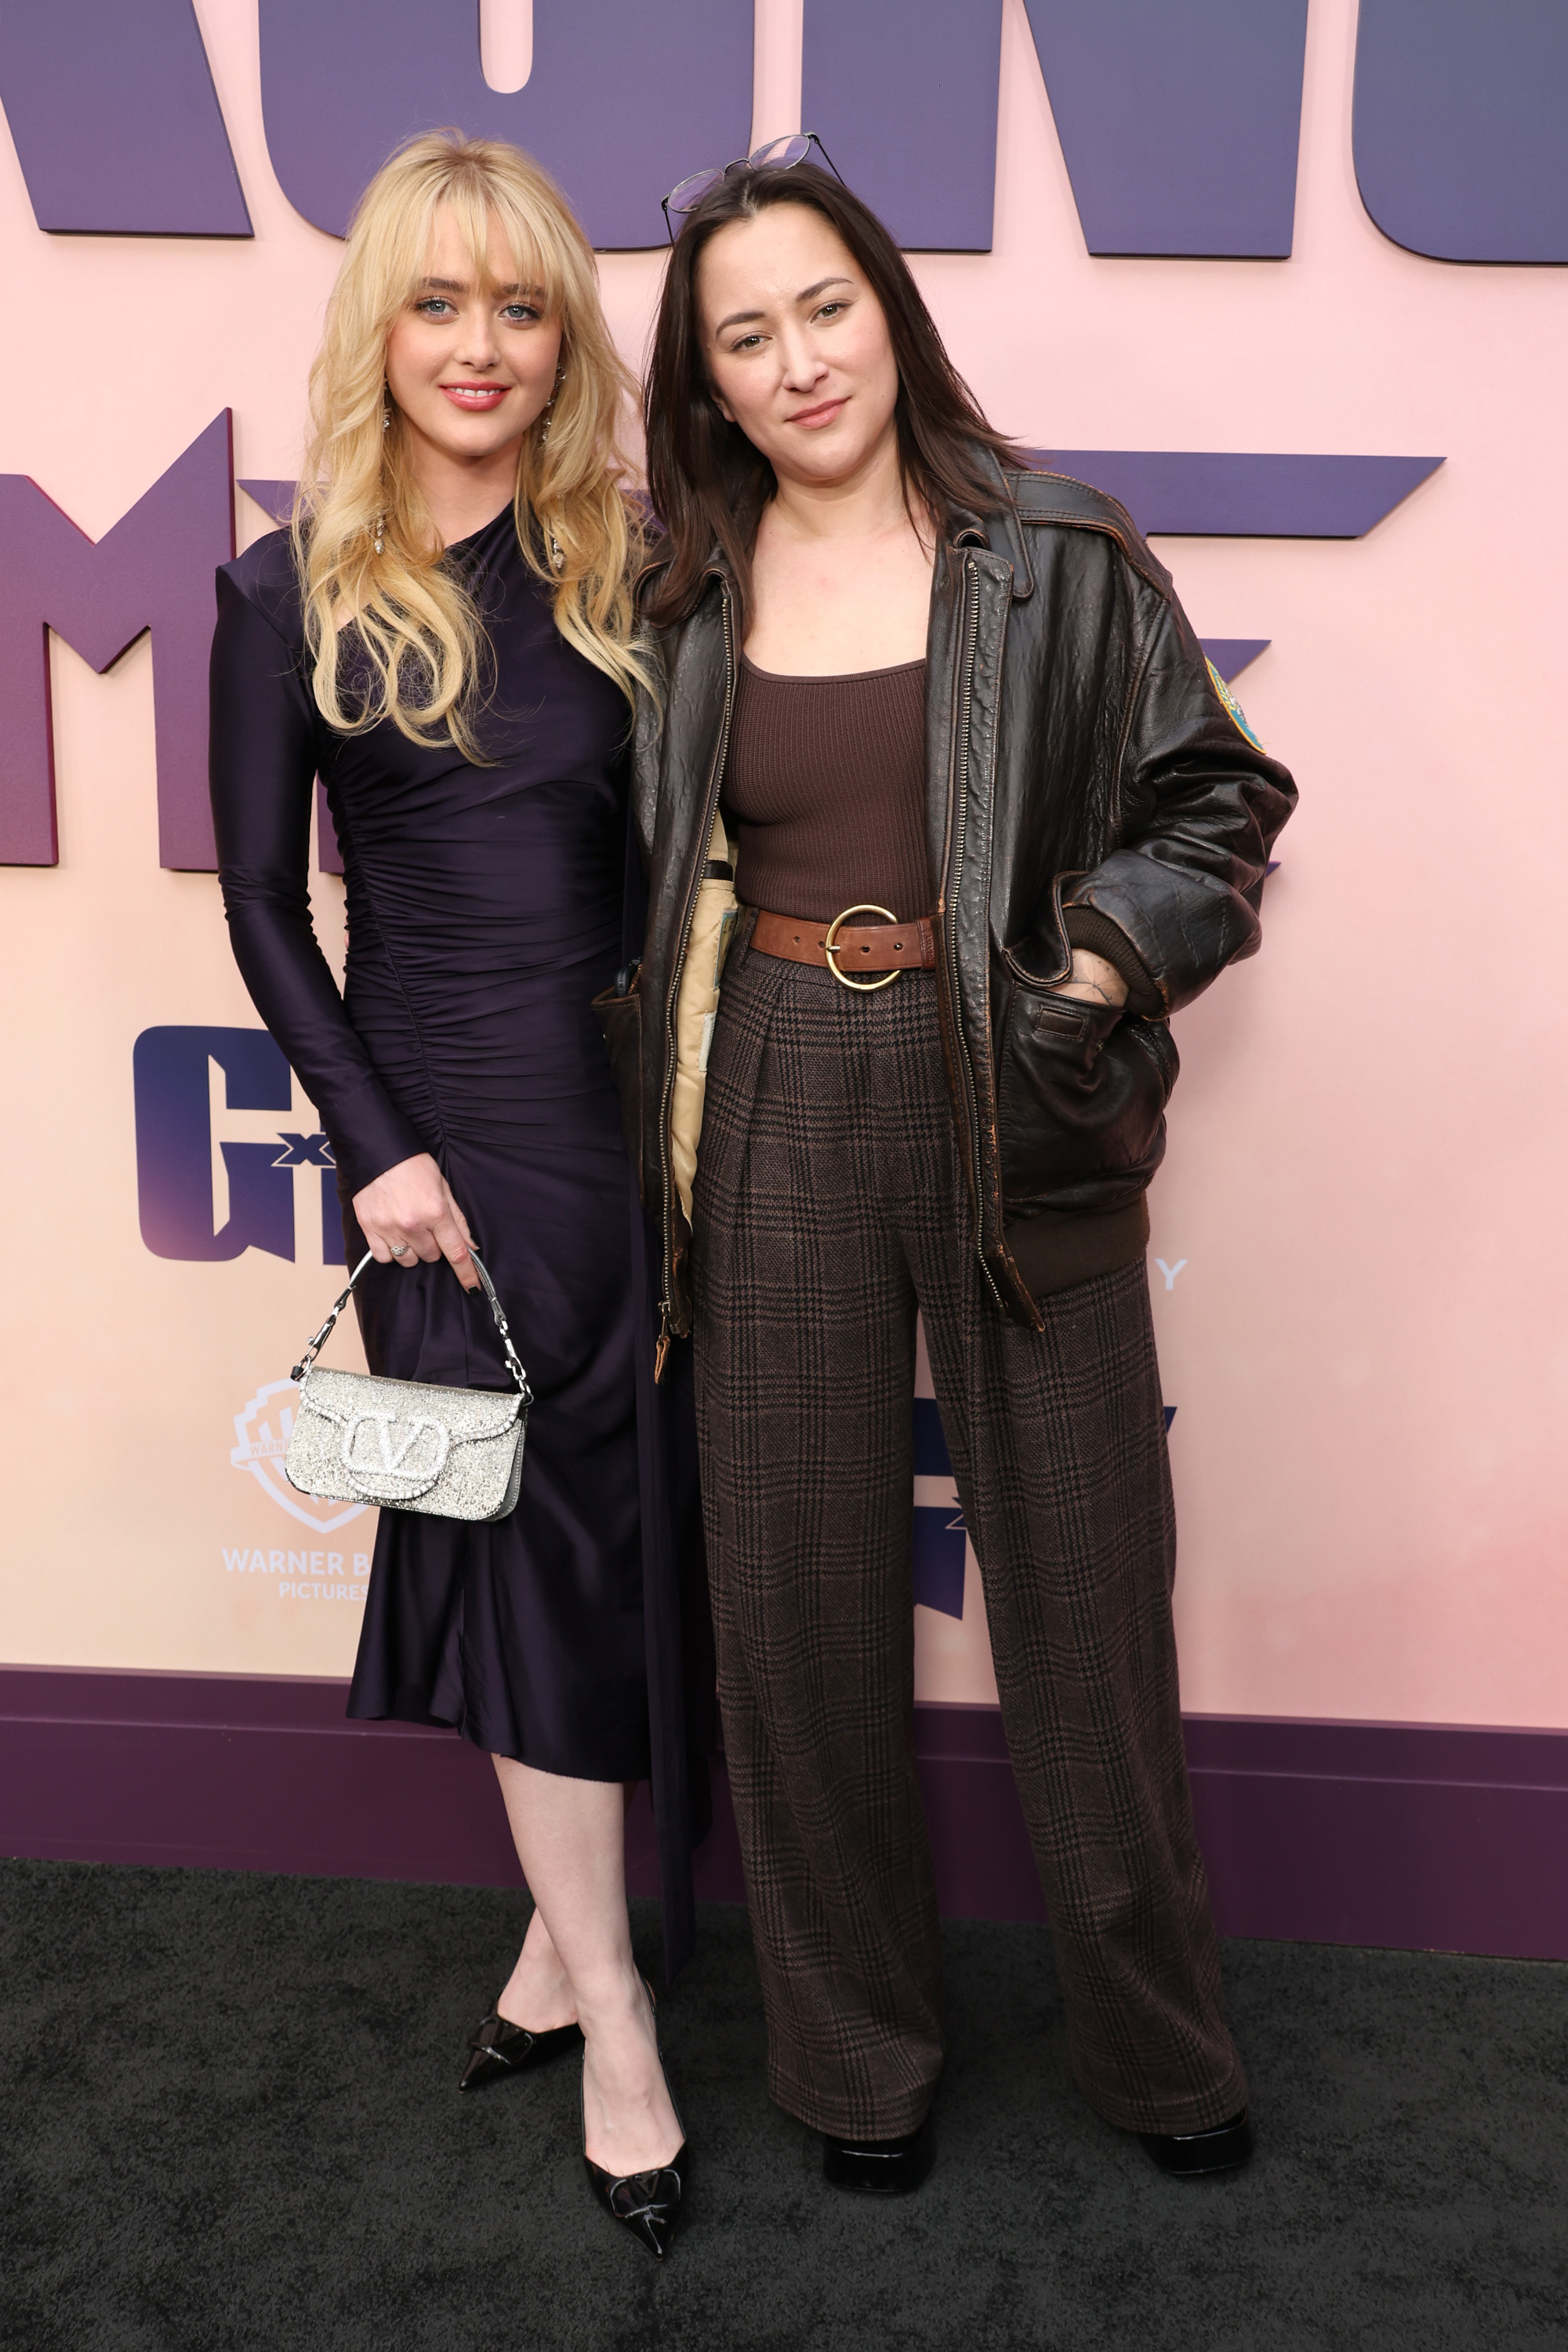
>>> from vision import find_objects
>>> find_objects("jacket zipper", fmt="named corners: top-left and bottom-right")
top-left (655, 576), bottom-right (736, 1377)
top-left (944, 557), bottom-right (1004, 1309)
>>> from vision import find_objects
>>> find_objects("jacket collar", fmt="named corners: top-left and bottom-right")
top-left (947, 443), bottom-right (1034, 601)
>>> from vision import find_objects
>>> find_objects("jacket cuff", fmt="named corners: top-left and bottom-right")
top-left (1005, 1194), bottom-right (1150, 1302)
top-left (1061, 904), bottom-right (1163, 1017)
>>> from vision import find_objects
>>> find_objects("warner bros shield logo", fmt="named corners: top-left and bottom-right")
top-left (231, 1379), bottom-right (368, 1535)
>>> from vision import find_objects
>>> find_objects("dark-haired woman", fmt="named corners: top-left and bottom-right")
top-left (607, 156), bottom-right (1295, 2194)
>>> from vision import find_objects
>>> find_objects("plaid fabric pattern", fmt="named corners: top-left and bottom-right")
top-left (691, 940), bottom-right (1246, 2139)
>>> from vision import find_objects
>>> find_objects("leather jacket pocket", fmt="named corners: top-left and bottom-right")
top-left (591, 970), bottom-right (644, 1200)
top-left (996, 982), bottom-right (1176, 1210)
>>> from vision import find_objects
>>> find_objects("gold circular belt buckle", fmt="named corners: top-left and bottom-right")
top-left (823, 903), bottom-right (903, 993)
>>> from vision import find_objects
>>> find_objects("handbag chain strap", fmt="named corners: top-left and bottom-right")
top-left (291, 1249), bottom-right (532, 1403)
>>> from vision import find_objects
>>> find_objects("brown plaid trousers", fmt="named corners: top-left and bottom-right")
top-left (690, 937), bottom-right (1247, 2140)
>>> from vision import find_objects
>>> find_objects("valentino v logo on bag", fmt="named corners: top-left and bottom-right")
top-left (282, 1251), bottom-right (531, 1523)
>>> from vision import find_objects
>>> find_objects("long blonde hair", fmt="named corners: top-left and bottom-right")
top-left (295, 131), bottom-right (650, 752)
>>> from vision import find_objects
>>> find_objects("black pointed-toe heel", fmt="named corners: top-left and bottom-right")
top-left (583, 2125), bottom-right (688, 2259)
top-left (581, 1984), bottom-right (688, 2259)
top-left (1138, 2107), bottom-right (1254, 2176)
top-left (459, 2009), bottom-right (583, 2092)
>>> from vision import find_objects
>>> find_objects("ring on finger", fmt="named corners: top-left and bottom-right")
top-left (389, 1243), bottom-right (411, 1258)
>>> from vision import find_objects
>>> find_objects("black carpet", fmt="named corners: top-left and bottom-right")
top-left (2, 1859), bottom-right (1564, 2351)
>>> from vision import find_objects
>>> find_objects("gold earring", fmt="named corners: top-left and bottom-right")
top-left (539, 363), bottom-right (565, 572)
top-left (538, 362), bottom-right (565, 442)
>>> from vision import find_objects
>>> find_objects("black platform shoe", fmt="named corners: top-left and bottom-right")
top-left (822, 2107), bottom-right (936, 2197)
top-left (459, 2010), bottom-right (582, 2092)
top-left (1139, 2107), bottom-right (1254, 2177)
top-left (581, 1987), bottom-right (688, 2259)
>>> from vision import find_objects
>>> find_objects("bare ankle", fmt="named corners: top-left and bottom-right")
top-left (496, 1941), bottom-right (579, 2031)
top-left (575, 1960), bottom-right (648, 2026)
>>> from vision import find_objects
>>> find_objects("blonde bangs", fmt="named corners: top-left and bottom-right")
top-left (439, 172), bottom-right (557, 319)
top-left (295, 130), bottom-right (652, 759)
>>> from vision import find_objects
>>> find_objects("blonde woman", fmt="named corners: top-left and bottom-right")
top-left (209, 133), bottom-right (694, 2256)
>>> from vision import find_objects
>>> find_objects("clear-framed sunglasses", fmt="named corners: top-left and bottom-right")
top-left (661, 132), bottom-right (843, 242)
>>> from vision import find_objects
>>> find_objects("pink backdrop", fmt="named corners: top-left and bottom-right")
top-left (2, 0), bottom-right (1564, 1737)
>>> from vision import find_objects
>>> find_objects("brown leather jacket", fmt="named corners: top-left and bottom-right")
top-left (597, 453), bottom-right (1297, 1353)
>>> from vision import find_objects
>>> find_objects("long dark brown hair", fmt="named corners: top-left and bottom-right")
top-left (643, 162), bottom-right (1021, 628)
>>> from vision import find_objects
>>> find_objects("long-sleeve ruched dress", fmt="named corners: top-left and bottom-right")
top-left (209, 513), bottom-right (705, 1945)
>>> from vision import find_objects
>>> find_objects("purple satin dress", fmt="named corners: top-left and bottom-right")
top-left (209, 510), bottom-right (652, 1784)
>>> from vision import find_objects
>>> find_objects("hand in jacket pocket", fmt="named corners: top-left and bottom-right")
top-left (1051, 946), bottom-right (1130, 1007)
top-left (996, 980), bottom-right (1174, 1211)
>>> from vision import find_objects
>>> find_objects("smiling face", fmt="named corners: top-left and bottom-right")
top-left (696, 201), bottom-right (902, 492)
top-left (383, 204), bottom-right (564, 480)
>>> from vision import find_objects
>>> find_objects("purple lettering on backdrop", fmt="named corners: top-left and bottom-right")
top-left (1025, 451), bottom-right (1444, 537)
top-left (258, 0), bottom-right (751, 247)
top-left (0, 414), bottom-right (234, 869)
top-left (800, 0), bottom-right (1004, 251)
top-left (1353, 0), bottom-right (1568, 265)
top-left (0, 0), bottom-right (250, 238)
top-left (1021, 0), bottom-right (1308, 258)
top-left (133, 1025), bottom-right (295, 1262)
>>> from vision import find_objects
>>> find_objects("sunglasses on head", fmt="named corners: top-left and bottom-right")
top-left (661, 132), bottom-right (843, 243)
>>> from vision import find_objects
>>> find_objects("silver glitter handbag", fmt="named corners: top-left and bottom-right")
top-left (282, 1250), bottom-right (532, 1522)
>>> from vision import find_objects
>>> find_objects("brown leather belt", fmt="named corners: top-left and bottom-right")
top-left (751, 904), bottom-right (938, 991)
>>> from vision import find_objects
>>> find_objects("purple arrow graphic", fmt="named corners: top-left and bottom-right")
top-left (1024, 451), bottom-right (1443, 537)
top-left (253, 466), bottom-right (1439, 548)
top-left (238, 481), bottom-right (296, 525)
top-left (1199, 638), bottom-right (1270, 682)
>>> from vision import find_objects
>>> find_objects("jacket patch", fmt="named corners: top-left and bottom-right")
top-left (1205, 658), bottom-right (1265, 751)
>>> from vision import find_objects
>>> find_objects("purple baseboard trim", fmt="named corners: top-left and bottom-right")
top-left (3, 1671), bottom-right (1566, 1962)
top-left (1183, 1712), bottom-right (1568, 1960)
top-left (0, 1668), bottom-right (522, 1889)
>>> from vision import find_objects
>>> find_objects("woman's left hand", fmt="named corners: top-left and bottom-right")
top-left (351, 1152), bottom-right (481, 1291)
top-left (1054, 948), bottom-right (1129, 1007)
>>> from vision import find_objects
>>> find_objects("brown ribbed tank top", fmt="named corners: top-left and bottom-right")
top-left (722, 655), bottom-right (931, 924)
